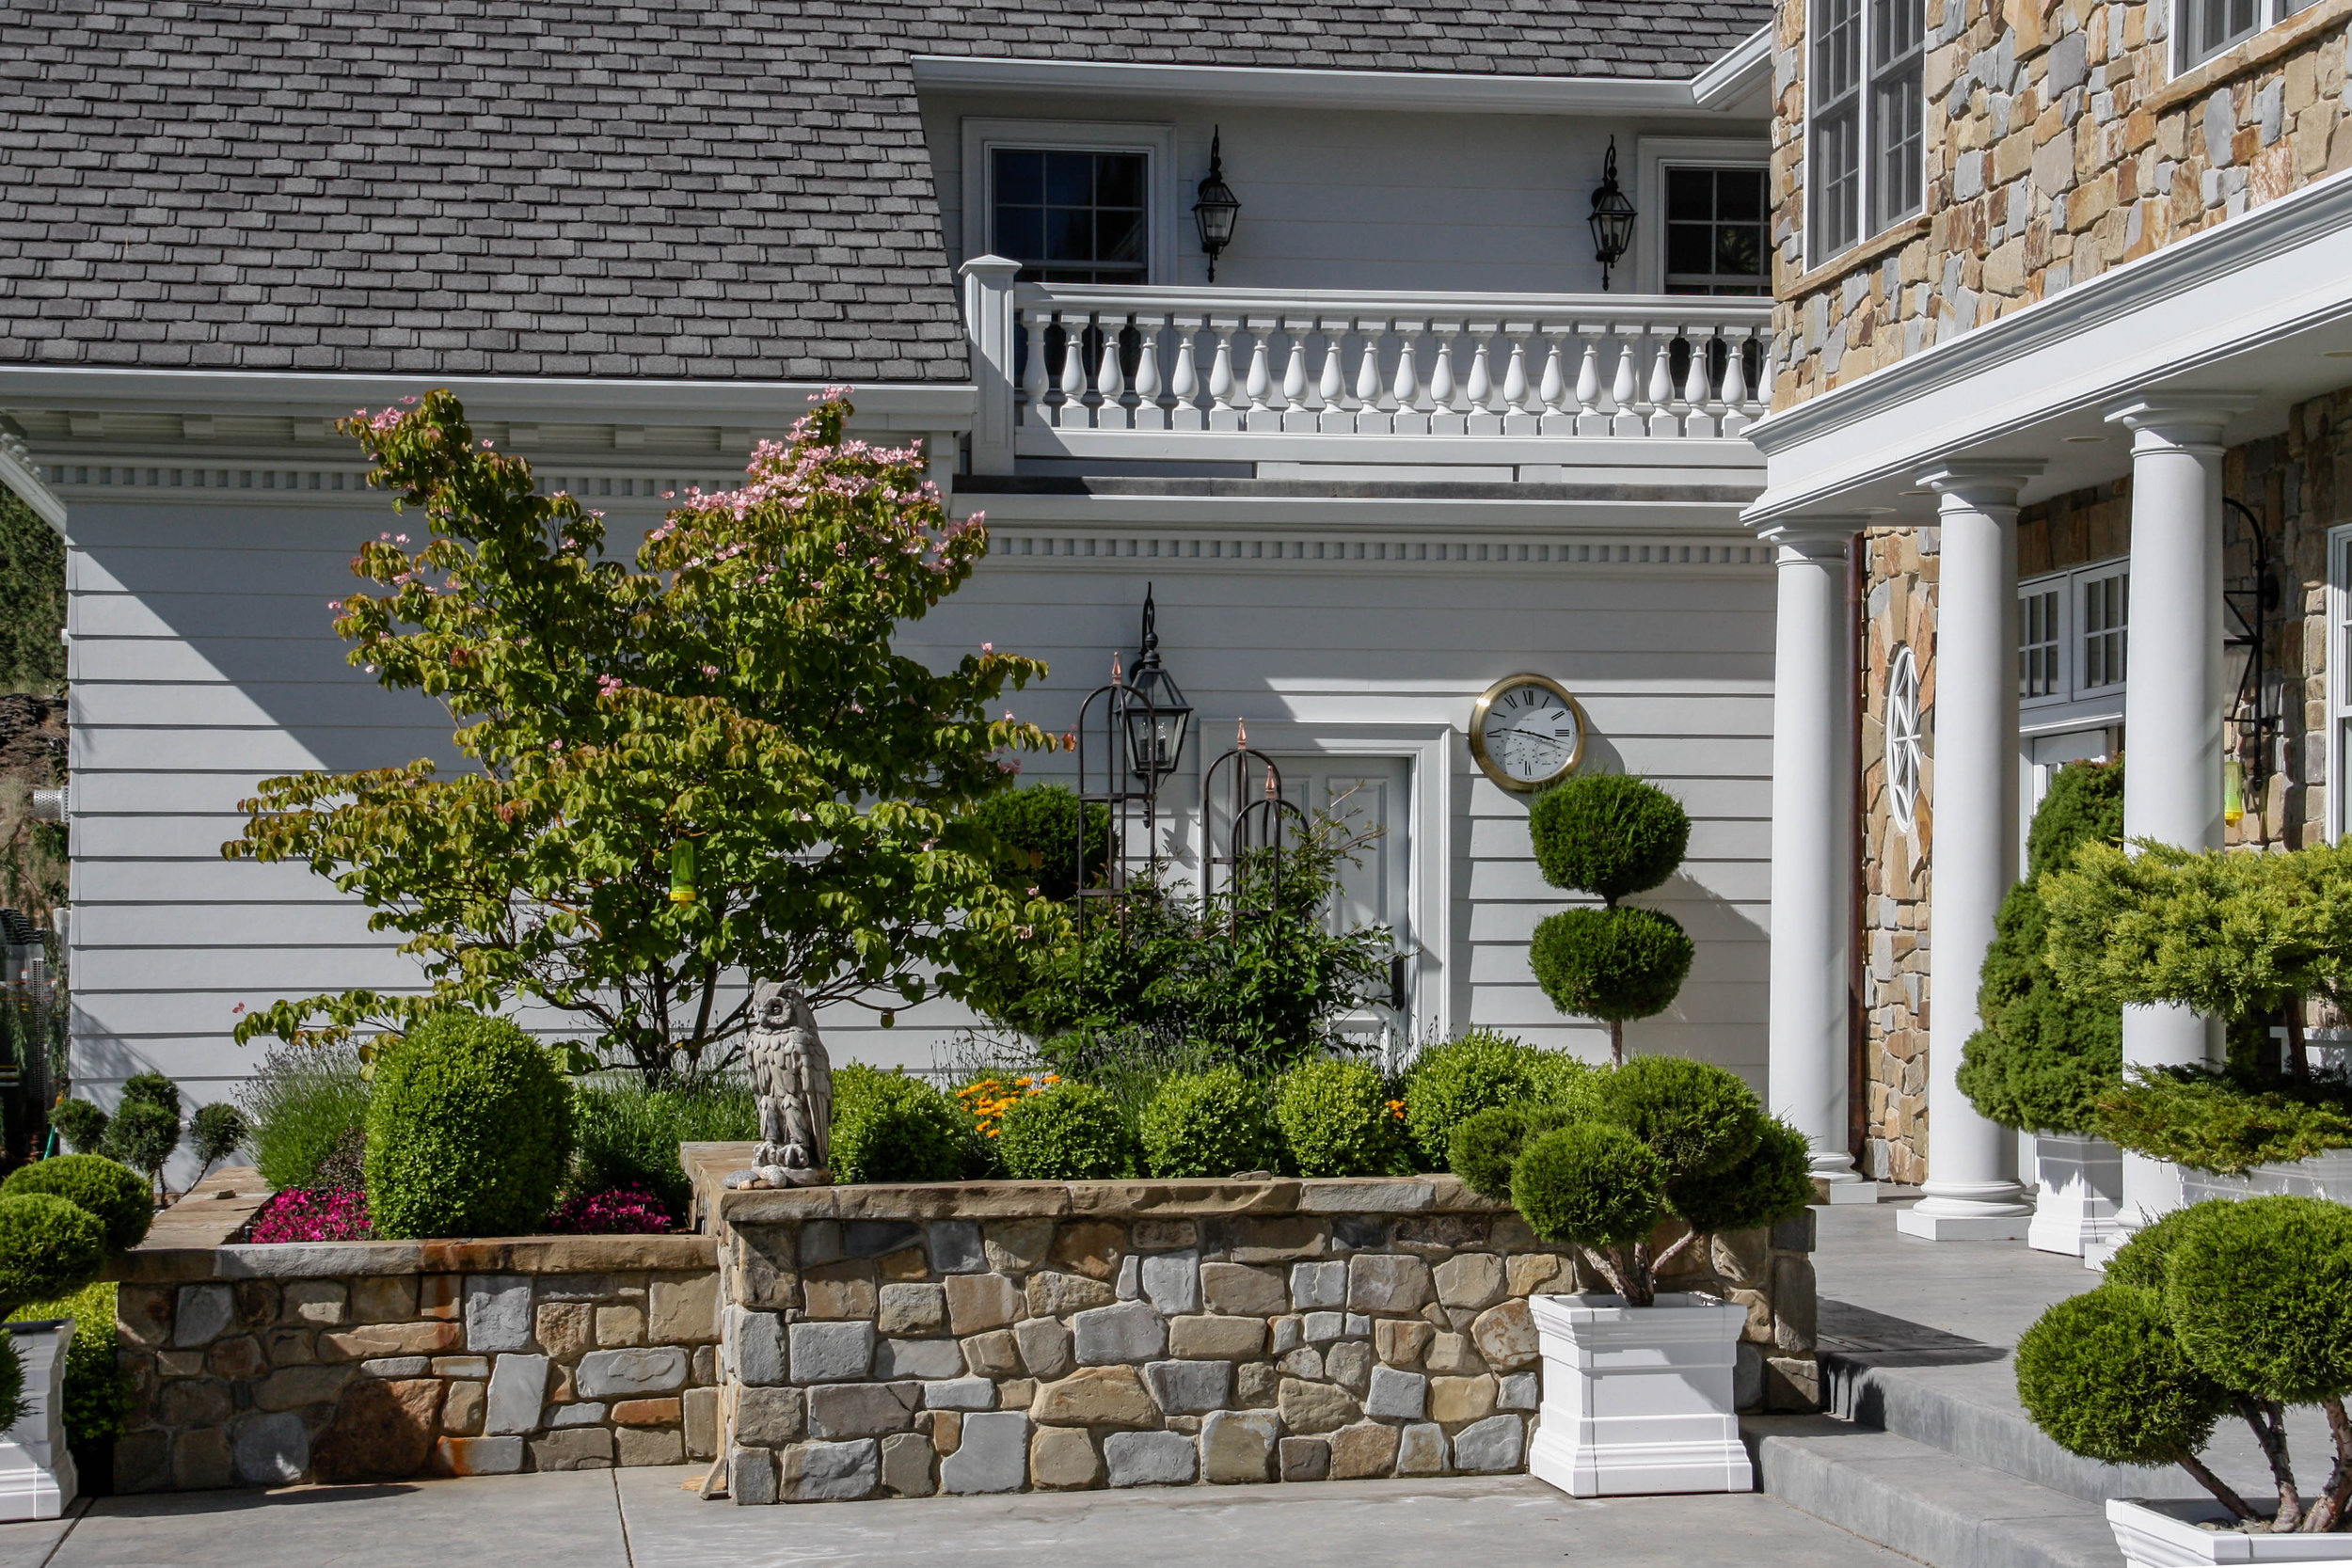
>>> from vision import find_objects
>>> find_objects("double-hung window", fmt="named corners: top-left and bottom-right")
top-left (1663, 167), bottom-right (1771, 295)
top-left (2178, 0), bottom-right (2321, 71)
top-left (2018, 559), bottom-right (2131, 716)
top-left (1808, 0), bottom-right (1925, 262)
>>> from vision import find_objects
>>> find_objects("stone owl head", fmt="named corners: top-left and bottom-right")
top-left (753, 981), bottom-right (816, 1033)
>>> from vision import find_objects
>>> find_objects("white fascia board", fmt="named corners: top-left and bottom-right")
top-left (910, 55), bottom-right (1719, 116)
top-left (1691, 25), bottom-right (1772, 111)
top-left (1744, 165), bottom-right (2352, 523)
top-left (0, 367), bottom-right (979, 430)
top-left (953, 488), bottom-right (1758, 532)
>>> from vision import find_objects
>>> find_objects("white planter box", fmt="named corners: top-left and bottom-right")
top-left (1528, 1291), bottom-right (1752, 1498)
top-left (2177, 1150), bottom-right (2352, 1208)
top-left (0, 1321), bottom-right (76, 1522)
top-left (2108, 1497), bottom-right (2352, 1566)
top-left (2028, 1132), bottom-right (2125, 1258)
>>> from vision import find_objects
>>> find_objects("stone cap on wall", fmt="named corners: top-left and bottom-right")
top-left (683, 1141), bottom-right (1508, 1229)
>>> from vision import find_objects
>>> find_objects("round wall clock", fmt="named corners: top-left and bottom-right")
top-left (1469, 673), bottom-right (1589, 793)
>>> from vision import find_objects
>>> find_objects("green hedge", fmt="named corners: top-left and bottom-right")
top-left (1139, 1068), bottom-right (1279, 1179)
top-left (830, 1067), bottom-right (975, 1185)
top-left (995, 1082), bottom-right (1134, 1180)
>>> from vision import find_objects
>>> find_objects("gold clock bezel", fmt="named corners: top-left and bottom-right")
top-left (1469, 673), bottom-right (1589, 794)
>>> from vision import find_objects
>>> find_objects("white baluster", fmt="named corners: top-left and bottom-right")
top-left (1168, 315), bottom-right (1203, 431)
top-left (1681, 325), bottom-right (1718, 439)
top-left (1464, 325), bottom-right (1497, 434)
top-left (1572, 333), bottom-right (1603, 432)
top-left (1280, 325), bottom-right (1310, 416)
top-left (1354, 320), bottom-right (1388, 434)
top-left (1427, 325), bottom-right (1460, 435)
top-left (1057, 312), bottom-right (1091, 429)
top-left (1610, 330), bottom-right (1644, 436)
top-left (1390, 324), bottom-right (1425, 435)
top-left (1243, 319), bottom-right (1275, 420)
top-left (1499, 324), bottom-right (1532, 434)
top-left (1133, 313), bottom-right (1167, 432)
top-left (1021, 308), bottom-right (1051, 427)
top-left (1646, 327), bottom-right (1680, 438)
top-left (1206, 320), bottom-right (1240, 431)
top-left (1316, 322), bottom-right (1346, 417)
top-left (1094, 315), bottom-right (1129, 431)
top-left (1537, 332), bottom-right (1570, 429)
top-left (1720, 325), bottom-right (1756, 437)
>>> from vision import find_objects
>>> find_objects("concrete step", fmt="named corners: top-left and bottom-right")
top-left (1744, 1414), bottom-right (2122, 1568)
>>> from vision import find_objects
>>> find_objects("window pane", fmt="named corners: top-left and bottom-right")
top-left (1716, 169), bottom-right (1763, 221)
top-left (1045, 208), bottom-right (1091, 262)
top-left (993, 148), bottom-right (1151, 282)
top-left (1097, 209), bottom-right (1144, 264)
top-left (995, 207), bottom-right (1042, 261)
top-left (1667, 168), bottom-right (1713, 221)
top-left (1814, 0), bottom-right (1861, 103)
top-left (1043, 151), bottom-right (1093, 207)
top-left (1666, 166), bottom-right (1769, 293)
top-left (1811, 108), bottom-right (1860, 256)
top-left (1667, 224), bottom-right (1713, 275)
top-left (993, 150), bottom-right (1042, 207)
top-left (1095, 153), bottom-right (1145, 209)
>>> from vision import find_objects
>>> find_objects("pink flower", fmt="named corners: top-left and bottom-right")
top-left (701, 664), bottom-right (720, 677)
top-left (395, 534), bottom-right (409, 544)
top-left (980, 642), bottom-right (993, 654)
top-left (597, 675), bottom-right (623, 696)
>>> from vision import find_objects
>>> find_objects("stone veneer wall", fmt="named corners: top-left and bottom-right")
top-left (1859, 526), bottom-right (1937, 1184)
top-left (1769, 0), bottom-right (2352, 407)
top-left (691, 1148), bottom-right (1819, 1504)
top-left (110, 1175), bottom-right (723, 1492)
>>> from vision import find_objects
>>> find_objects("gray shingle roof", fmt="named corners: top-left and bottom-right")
top-left (0, 1), bottom-right (1769, 385)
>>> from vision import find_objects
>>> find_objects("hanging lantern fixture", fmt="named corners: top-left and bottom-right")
top-left (1588, 136), bottom-right (1638, 292)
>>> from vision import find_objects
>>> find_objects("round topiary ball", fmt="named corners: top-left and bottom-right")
top-left (1402, 1030), bottom-right (1590, 1169)
top-left (363, 1011), bottom-right (575, 1240)
top-left (995, 1082), bottom-right (1135, 1181)
top-left (1590, 1054), bottom-right (1763, 1183)
top-left (1, 1155), bottom-right (152, 1253)
top-left (1272, 1059), bottom-right (1409, 1179)
top-left (2101, 1202), bottom-right (2211, 1292)
top-left (1665, 1116), bottom-right (1815, 1235)
top-left (1447, 1102), bottom-right (1573, 1202)
top-left (47, 1101), bottom-right (108, 1158)
top-left (2015, 1284), bottom-right (2228, 1465)
top-left (1530, 907), bottom-right (1695, 1027)
top-left (830, 1067), bottom-right (974, 1184)
top-left (1510, 1122), bottom-right (1664, 1252)
top-left (1529, 774), bottom-right (1692, 902)
top-left (0, 1194), bottom-right (107, 1316)
top-left (1140, 1067), bottom-right (1279, 1179)
top-left (2163, 1195), bottom-right (2352, 1404)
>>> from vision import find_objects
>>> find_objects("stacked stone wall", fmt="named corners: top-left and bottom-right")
top-left (1769, 0), bottom-right (2352, 408)
top-left (111, 1226), bottom-right (722, 1492)
top-left (1860, 527), bottom-right (1936, 1184)
top-left (695, 1155), bottom-right (1819, 1504)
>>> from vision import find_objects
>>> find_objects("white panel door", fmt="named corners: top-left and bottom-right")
top-left (1274, 755), bottom-right (1413, 1061)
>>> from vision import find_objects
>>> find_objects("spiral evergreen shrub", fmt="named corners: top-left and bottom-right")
top-left (1509, 1122), bottom-right (1663, 1254)
top-left (1530, 907), bottom-right (1695, 1028)
top-left (1448, 1101), bottom-right (1573, 1201)
top-left (1403, 1030), bottom-right (1589, 1167)
top-left (2162, 1196), bottom-right (2352, 1405)
top-left (363, 1011), bottom-right (574, 1240)
top-left (2015, 1285), bottom-right (2228, 1466)
top-left (829, 1066), bottom-right (972, 1185)
top-left (1140, 1067), bottom-right (1279, 1179)
top-left (1273, 1059), bottom-right (1408, 1178)
top-left (1529, 773), bottom-right (1692, 901)
top-left (1, 1155), bottom-right (152, 1253)
top-left (994, 1081), bottom-right (1135, 1180)
top-left (1665, 1116), bottom-right (1816, 1234)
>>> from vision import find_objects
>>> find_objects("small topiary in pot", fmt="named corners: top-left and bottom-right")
top-left (0, 1155), bottom-right (153, 1253)
top-left (2161, 1196), bottom-right (2352, 1411)
top-left (2014, 1285), bottom-right (2231, 1473)
top-left (829, 1066), bottom-right (972, 1185)
top-left (363, 1010), bottom-right (575, 1240)
top-left (1510, 1122), bottom-right (1663, 1259)
top-left (1273, 1059), bottom-right (1410, 1178)
top-left (994, 1081), bottom-right (1135, 1180)
top-left (1140, 1067), bottom-right (1279, 1179)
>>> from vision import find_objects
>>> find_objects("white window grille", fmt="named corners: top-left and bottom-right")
top-left (2020, 585), bottom-right (2062, 699)
top-left (2079, 566), bottom-right (2129, 693)
top-left (2019, 557), bottom-right (2130, 719)
top-left (1887, 643), bottom-right (1923, 832)
top-left (1808, 0), bottom-right (1925, 263)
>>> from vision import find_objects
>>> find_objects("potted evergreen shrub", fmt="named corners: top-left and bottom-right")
top-left (1451, 1056), bottom-right (1813, 1497)
top-left (2014, 1195), bottom-right (2352, 1562)
top-left (1956, 760), bottom-right (2125, 1257)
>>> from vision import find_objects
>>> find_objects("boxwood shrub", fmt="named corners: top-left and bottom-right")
top-left (1140, 1067), bottom-right (1279, 1179)
top-left (363, 1011), bottom-right (574, 1240)
top-left (1403, 1030), bottom-right (1589, 1168)
top-left (1273, 1059), bottom-right (1408, 1178)
top-left (994, 1081), bottom-right (1134, 1180)
top-left (2014, 1284), bottom-right (2228, 1466)
top-left (829, 1066), bottom-right (975, 1185)
top-left (0, 1155), bottom-right (152, 1253)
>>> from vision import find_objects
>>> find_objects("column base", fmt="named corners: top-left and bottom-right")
top-left (1812, 1172), bottom-right (1880, 1205)
top-left (1895, 1204), bottom-right (2033, 1241)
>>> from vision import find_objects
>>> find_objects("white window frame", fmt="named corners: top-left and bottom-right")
top-left (1804, 0), bottom-right (1926, 268)
top-left (1635, 137), bottom-right (1772, 295)
top-left (2173, 0), bottom-right (2322, 74)
top-left (959, 119), bottom-right (1179, 284)
top-left (2327, 523), bottom-right (2352, 841)
top-left (2018, 556), bottom-right (2132, 734)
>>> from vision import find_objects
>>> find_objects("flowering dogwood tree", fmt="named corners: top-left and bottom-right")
top-left (227, 389), bottom-right (1067, 1081)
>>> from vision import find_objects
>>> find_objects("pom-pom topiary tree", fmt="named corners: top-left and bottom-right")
top-left (363, 1011), bottom-right (575, 1240)
top-left (102, 1074), bottom-right (183, 1200)
top-left (2016, 1195), bottom-right (2352, 1533)
top-left (1457, 1055), bottom-right (1811, 1305)
top-left (0, 1156), bottom-right (153, 1255)
top-left (1525, 775), bottom-right (1695, 1067)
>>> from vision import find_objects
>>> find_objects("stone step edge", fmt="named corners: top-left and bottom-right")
top-left (1743, 1415), bottom-right (2122, 1568)
top-left (1821, 1352), bottom-right (2198, 1506)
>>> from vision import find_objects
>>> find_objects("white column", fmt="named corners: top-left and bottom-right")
top-left (2103, 394), bottom-right (2245, 1235)
top-left (1761, 520), bottom-right (1876, 1202)
top-left (1899, 462), bottom-right (2042, 1241)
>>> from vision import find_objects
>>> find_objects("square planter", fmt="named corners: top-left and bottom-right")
top-left (2108, 1498), bottom-right (2352, 1567)
top-left (2177, 1151), bottom-right (2352, 1208)
top-left (0, 1320), bottom-right (77, 1521)
top-left (1527, 1291), bottom-right (1752, 1497)
top-left (2027, 1132), bottom-right (2125, 1258)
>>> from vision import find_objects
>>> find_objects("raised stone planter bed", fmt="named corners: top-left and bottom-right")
top-left (687, 1143), bottom-right (1819, 1504)
top-left (108, 1169), bottom-right (723, 1492)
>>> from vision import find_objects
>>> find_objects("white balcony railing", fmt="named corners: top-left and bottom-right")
top-left (959, 257), bottom-right (1775, 472)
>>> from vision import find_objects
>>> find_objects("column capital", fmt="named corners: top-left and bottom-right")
top-left (1915, 458), bottom-right (2044, 511)
top-left (957, 253), bottom-right (1024, 283)
top-left (2104, 391), bottom-right (2253, 450)
top-left (1757, 515), bottom-right (1865, 560)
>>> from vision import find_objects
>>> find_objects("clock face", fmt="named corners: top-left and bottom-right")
top-left (1470, 675), bottom-right (1587, 793)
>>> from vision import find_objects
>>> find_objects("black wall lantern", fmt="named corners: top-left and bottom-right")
top-left (1121, 586), bottom-right (1193, 784)
top-left (1588, 136), bottom-right (1638, 291)
top-left (1074, 585), bottom-right (1194, 943)
top-left (1193, 129), bottom-right (1241, 282)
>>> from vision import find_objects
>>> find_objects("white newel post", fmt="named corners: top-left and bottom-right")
top-left (1899, 462), bottom-right (2042, 1241)
top-left (959, 255), bottom-right (1022, 476)
top-left (2102, 395), bottom-right (2245, 1239)
top-left (1761, 519), bottom-right (1875, 1202)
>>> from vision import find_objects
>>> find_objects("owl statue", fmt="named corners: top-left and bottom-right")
top-left (723, 981), bottom-right (834, 1190)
